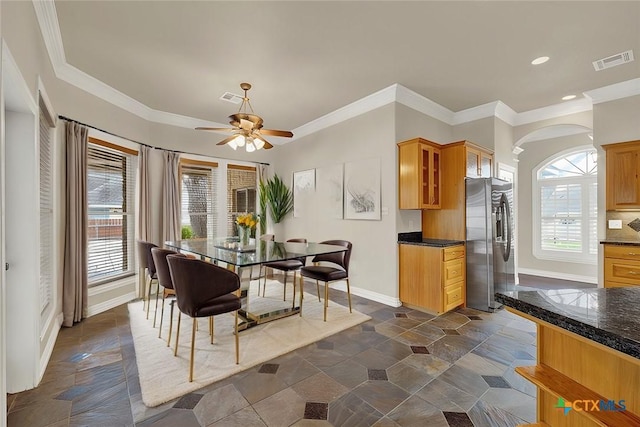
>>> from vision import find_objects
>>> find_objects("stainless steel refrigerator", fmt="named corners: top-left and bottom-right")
top-left (465, 177), bottom-right (515, 311)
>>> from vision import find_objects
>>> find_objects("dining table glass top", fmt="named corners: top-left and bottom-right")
top-left (164, 238), bottom-right (347, 267)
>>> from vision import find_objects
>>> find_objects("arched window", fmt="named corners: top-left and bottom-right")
top-left (533, 147), bottom-right (597, 263)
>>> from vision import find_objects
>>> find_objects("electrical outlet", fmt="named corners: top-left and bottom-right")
top-left (608, 219), bottom-right (623, 229)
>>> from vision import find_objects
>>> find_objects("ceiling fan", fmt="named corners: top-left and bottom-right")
top-left (196, 82), bottom-right (293, 151)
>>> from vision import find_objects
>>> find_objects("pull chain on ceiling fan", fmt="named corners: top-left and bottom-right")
top-left (196, 83), bottom-right (293, 151)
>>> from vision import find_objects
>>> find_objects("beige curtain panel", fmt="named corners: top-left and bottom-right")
top-left (62, 121), bottom-right (88, 327)
top-left (162, 150), bottom-right (181, 243)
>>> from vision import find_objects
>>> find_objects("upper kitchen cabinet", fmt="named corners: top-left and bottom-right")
top-left (603, 140), bottom-right (640, 210)
top-left (463, 142), bottom-right (494, 178)
top-left (398, 138), bottom-right (441, 209)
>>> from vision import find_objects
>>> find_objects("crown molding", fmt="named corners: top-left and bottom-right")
top-left (32, 0), bottom-right (639, 142)
top-left (584, 78), bottom-right (640, 105)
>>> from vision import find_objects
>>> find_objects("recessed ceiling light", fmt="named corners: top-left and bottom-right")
top-left (531, 56), bottom-right (550, 65)
top-left (562, 95), bottom-right (576, 101)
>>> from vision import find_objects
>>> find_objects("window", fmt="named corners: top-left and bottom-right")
top-left (534, 148), bottom-right (597, 263)
top-left (87, 139), bottom-right (137, 284)
top-left (39, 102), bottom-right (54, 314)
top-left (180, 160), bottom-right (218, 239)
top-left (227, 165), bottom-right (257, 236)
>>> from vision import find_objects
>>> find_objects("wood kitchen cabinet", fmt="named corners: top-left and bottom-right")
top-left (399, 244), bottom-right (465, 314)
top-left (422, 140), bottom-right (494, 241)
top-left (398, 138), bottom-right (441, 209)
top-left (604, 244), bottom-right (640, 288)
top-left (465, 145), bottom-right (493, 178)
top-left (603, 140), bottom-right (640, 210)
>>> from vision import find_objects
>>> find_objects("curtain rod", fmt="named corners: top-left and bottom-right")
top-left (57, 115), bottom-right (270, 166)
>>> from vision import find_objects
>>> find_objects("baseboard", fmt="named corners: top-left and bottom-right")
top-left (518, 268), bottom-right (597, 284)
top-left (38, 312), bottom-right (63, 383)
top-left (87, 292), bottom-right (136, 317)
top-left (325, 281), bottom-right (402, 307)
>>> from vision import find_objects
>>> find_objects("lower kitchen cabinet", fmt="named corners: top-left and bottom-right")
top-left (604, 244), bottom-right (640, 288)
top-left (399, 244), bottom-right (465, 314)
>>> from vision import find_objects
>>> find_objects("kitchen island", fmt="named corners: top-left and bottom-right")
top-left (496, 288), bottom-right (640, 427)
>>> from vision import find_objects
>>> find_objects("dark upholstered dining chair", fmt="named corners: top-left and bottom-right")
top-left (167, 255), bottom-right (242, 382)
top-left (137, 240), bottom-right (159, 320)
top-left (299, 240), bottom-right (352, 322)
top-left (151, 247), bottom-right (185, 345)
top-left (261, 238), bottom-right (307, 302)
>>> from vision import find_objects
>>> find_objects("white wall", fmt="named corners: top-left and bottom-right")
top-left (271, 104), bottom-right (399, 306)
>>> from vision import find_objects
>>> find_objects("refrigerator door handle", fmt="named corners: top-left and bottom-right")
top-left (501, 193), bottom-right (512, 262)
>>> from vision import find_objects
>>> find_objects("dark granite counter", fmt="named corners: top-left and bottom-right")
top-left (496, 288), bottom-right (640, 360)
top-left (600, 239), bottom-right (640, 246)
top-left (397, 232), bottom-right (464, 248)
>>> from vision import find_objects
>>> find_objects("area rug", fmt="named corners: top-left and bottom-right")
top-left (128, 279), bottom-right (370, 407)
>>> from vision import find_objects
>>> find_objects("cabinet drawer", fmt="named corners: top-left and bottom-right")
top-left (443, 284), bottom-right (463, 311)
top-left (605, 280), bottom-right (640, 288)
top-left (443, 246), bottom-right (465, 261)
top-left (604, 244), bottom-right (640, 261)
top-left (444, 258), bottom-right (464, 286)
top-left (604, 258), bottom-right (640, 285)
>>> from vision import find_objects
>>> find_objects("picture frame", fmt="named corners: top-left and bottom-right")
top-left (316, 163), bottom-right (343, 219)
top-left (293, 169), bottom-right (316, 218)
top-left (344, 158), bottom-right (381, 220)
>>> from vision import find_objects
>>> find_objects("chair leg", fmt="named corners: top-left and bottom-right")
top-left (283, 271), bottom-right (288, 301)
top-left (142, 272), bottom-right (148, 311)
top-left (262, 268), bottom-right (267, 297)
top-left (316, 280), bottom-right (321, 302)
top-left (210, 316), bottom-right (214, 345)
top-left (324, 281), bottom-right (329, 322)
top-left (299, 274), bottom-right (304, 316)
top-left (292, 271), bottom-right (296, 309)
top-left (174, 312), bottom-right (182, 356)
top-left (346, 278), bottom-right (352, 313)
top-left (256, 265), bottom-right (263, 295)
top-left (146, 277), bottom-right (153, 319)
top-left (158, 293), bottom-right (166, 338)
top-left (153, 285), bottom-right (162, 327)
top-left (189, 318), bottom-right (197, 382)
top-left (167, 301), bottom-right (175, 347)
top-left (235, 310), bottom-right (239, 365)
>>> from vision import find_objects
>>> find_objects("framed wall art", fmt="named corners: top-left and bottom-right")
top-left (344, 158), bottom-right (381, 220)
top-left (293, 169), bottom-right (315, 218)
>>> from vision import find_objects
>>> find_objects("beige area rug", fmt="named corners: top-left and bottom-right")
top-left (128, 279), bottom-right (370, 407)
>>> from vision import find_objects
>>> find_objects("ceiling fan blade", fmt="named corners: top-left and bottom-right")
top-left (216, 135), bottom-right (240, 146)
top-left (259, 129), bottom-right (294, 138)
top-left (254, 135), bottom-right (274, 149)
top-left (195, 127), bottom-right (235, 132)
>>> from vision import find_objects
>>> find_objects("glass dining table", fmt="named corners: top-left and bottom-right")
top-left (164, 238), bottom-right (348, 330)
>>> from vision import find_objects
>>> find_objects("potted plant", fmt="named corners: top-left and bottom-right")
top-left (265, 174), bottom-right (293, 224)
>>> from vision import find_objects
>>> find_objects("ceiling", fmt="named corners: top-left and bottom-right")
top-left (54, 1), bottom-right (640, 136)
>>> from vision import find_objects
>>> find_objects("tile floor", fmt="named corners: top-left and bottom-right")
top-left (7, 281), bottom-right (539, 427)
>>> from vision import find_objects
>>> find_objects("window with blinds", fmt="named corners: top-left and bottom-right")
top-left (535, 148), bottom-right (597, 263)
top-left (39, 106), bottom-right (54, 314)
top-left (180, 162), bottom-right (218, 239)
top-left (227, 166), bottom-right (257, 236)
top-left (87, 140), bottom-right (137, 284)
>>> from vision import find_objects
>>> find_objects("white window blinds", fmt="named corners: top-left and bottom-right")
top-left (39, 108), bottom-right (53, 313)
top-left (180, 162), bottom-right (218, 239)
top-left (87, 141), bottom-right (137, 284)
top-left (227, 166), bottom-right (257, 236)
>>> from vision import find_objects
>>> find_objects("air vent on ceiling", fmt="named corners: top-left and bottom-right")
top-left (219, 92), bottom-right (243, 104)
top-left (592, 50), bottom-right (634, 71)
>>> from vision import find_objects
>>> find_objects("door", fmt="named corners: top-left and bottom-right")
top-left (491, 178), bottom-right (515, 306)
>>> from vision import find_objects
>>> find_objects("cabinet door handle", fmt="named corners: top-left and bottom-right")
top-left (627, 271), bottom-right (639, 275)
top-left (627, 253), bottom-right (640, 256)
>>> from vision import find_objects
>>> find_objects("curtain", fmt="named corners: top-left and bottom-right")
top-left (62, 122), bottom-right (88, 327)
top-left (137, 145), bottom-right (152, 242)
top-left (162, 150), bottom-right (181, 243)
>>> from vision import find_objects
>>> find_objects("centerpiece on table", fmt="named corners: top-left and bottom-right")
top-left (236, 212), bottom-right (258, 247)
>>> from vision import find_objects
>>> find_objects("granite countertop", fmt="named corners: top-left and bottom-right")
top-left (600, 239), bottom-right (640, 246)
top-left (496, 288), bottom-right (640, 360)
top-left (397, 232), bottom-right (464, 248)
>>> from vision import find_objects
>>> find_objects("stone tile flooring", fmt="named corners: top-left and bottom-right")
top-left (7, 282), bottom-right (537, 426)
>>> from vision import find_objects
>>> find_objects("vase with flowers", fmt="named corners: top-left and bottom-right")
top-left (236, 212), bottom-right (258, 247)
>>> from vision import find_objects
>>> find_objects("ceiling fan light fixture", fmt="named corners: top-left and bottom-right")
top-left (227, 138), bottom-right (238, 150)
top-left (254, 138), bottom-right (265, 150)
top-left (245, 140), bottom-right (256, 153)
top-left (233, 134), bottom-right (246, 147)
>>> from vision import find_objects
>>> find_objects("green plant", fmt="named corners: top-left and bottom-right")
top-left (181, 225), bottom-right (194, 239)
top-left (258, 179), bottom-right (268, 234)
top-left (265, 174), bottom-right (293, 224)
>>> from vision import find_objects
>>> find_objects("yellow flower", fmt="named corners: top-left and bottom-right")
top-left (236, 212), bottom-right (258, 230)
